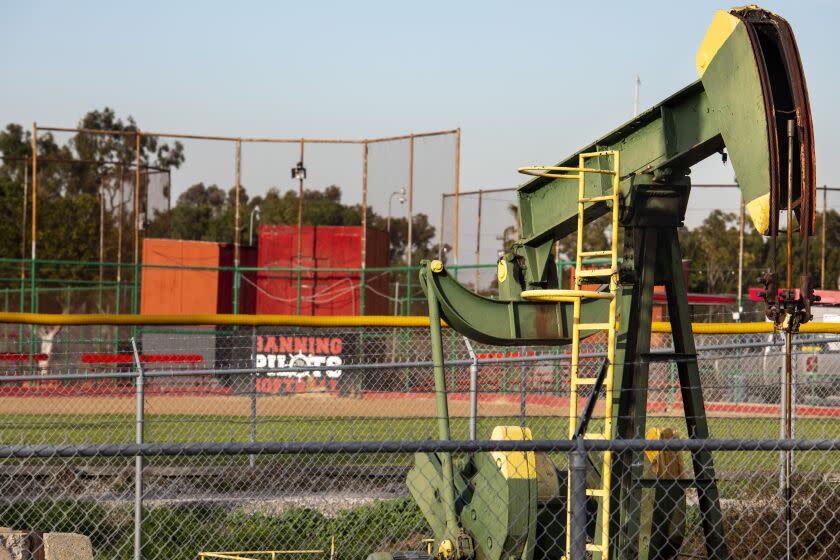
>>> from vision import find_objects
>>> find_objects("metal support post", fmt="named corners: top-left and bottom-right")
top-left (783, 119), bottom-right (795, 560)
top-left (406, 135), bottom-right (415, 313)
top-left (296, 139), bottom-right (305, 315)
top-left (821, 185), bottom-right (827, 287)
top-left (474, 189), bottom-right (482, 290)
top-left (520, 346), bottom-right (527, 428)
top-left (131, 337), bottom-right (145, 560)
top-left (454, 127), bottom-right (460, 268)
top-left (425, 278), bottom-right (459, 540)
top-left (569, 439), bottom-right (588, 560)
top-left (361, 142), bottom-right (368, 315)
top-left (233, 140), bottom-right (241, 314)
top-left (19, 160), bottom-right (27, 352)
top-left (463, 337), bottom-right (478, 440)
top-left (133, 131), bottom-right (141, 318)
top-left (249, 325), bottom-right (257, 468)
top-left (29, 124), bottom-right (37, 372)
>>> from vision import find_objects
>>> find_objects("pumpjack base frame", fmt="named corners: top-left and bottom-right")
top-left (417, 226), bottom-right (730, 560)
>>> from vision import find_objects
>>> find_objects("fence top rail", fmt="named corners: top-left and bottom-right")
top-left (0, 311), bottom-right (838, 334)
top-left (35, 125), bottom-right (459, 145)
top-left (2, 438), bottom-right (839, 459)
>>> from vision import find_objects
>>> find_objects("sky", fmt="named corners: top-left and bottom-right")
top-left (1, 1), bottom-right (838, 267)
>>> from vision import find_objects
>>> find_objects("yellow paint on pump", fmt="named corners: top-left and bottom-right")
top-left (496, 258), bottom-right (508, 283)
top-left (746, 193), bottom-right (771, 235)
top-left (644, 427), bottom-right (684, 479)
top-left (437, 539), bottom-right (454, 560)
top-left (696, 10), bottom-right (741, 76)
top-left (490, 426), bottom-right (536, 480)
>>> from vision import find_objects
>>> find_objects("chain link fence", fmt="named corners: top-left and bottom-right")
top-left (1, 321), bottom-right (839, 559)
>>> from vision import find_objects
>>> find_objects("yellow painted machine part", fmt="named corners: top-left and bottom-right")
top-left (696, 9), bottom-right (741, 76)
top-left (745, 193), bottom-right (771, 237)
top-left (490, 425), bottom-right (537, 480)
top-left (198, 551), bottom-right (325, 560)
top-left (0, 312), bottom-right (838, 335)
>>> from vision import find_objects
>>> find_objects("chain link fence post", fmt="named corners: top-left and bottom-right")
top-left (131, 337), bottom-right (145, 560)
top-left (520, 346), bottom-right (527, 428)
top-left (463, 337), bottom-right (478, 440)
top-left (569, 438), bottom-right (588, 560)
top-left (250, 325), bottom-right (257, 468)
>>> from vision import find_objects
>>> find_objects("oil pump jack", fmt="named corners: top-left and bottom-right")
top-left (376, 6), bottom-right (818, 560)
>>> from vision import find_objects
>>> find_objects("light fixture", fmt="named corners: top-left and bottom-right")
top-left (291, 161), bottom-right (306, 180)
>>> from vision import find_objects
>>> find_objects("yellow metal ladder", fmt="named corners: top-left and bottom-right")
top-left (518, 150), bottom-right (621, 560)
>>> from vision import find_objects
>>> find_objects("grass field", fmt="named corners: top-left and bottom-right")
top-left (2, 407), bottom-right (840, 475)
top-left (4, 412), bottom-right (840, 442)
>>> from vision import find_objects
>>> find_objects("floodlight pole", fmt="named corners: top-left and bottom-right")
top-left (233, 140), bottom-right (242, 315)
top-left (296, 139), bottom-right (305, 315)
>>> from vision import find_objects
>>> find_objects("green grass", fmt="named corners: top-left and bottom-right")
top-left (3, 412), bottom-right (840, 474)
top-left (3, 412), bottom-right (840, 443)
top-left (0, 498), bottom-right (430, 560)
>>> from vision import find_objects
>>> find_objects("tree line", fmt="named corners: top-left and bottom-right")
top-left (0, 109), bottom-right (442, 278)
top-left (1, 108), bottom-right (838, 297)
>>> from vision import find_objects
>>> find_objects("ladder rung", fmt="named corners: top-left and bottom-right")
top-left (575, 322), bottom-right (612, 330)
top-left (576, 268), bottom-right (616, 278)
top-left (586, 544), bottom-right (605, 552)
top-left (586, 488), bottom-right (606, 497)
top-left (579, 195), bottom-right (616, 203)
top-left (579, 250), bottom-right (613, 257)
top-left (571, 377), bottom-right (598, 385)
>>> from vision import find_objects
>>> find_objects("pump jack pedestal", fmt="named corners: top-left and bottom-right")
top-left (611, 224), bottom-right (728, 560)
top-left (415, 182), bottom-right (730, 560)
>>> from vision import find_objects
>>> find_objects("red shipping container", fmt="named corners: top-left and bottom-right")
top-left (141, 238), bottom-right (256, 315)
top-left (256, 225), bottom-right (390, 315)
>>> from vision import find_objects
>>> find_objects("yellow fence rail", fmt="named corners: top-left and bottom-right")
top-left (0, 311), bottom-right (839, 334)
top-left (198, 537), bottom-right (334, 560)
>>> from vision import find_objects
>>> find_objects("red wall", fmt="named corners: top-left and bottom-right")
top-left (256, 225), bottom-right (390, 315)
top-left (141, 238), bottom-right (256, 315)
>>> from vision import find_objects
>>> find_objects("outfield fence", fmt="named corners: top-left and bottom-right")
top-left (1, 317), bottom-right (840, 559)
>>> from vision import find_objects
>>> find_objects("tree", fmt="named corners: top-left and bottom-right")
top-left (0, 109), bottom-right (185, 314)
top-left (555, 213), bottom-right (613, 263)
top-left (257, 185), bottom-right (364, 228)
top-left (151, 182), bottom-right (443, 266)
top-left (370, 213), bottom-right (440, 265)
top-left (146, 183), bottom-right (233, 242)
